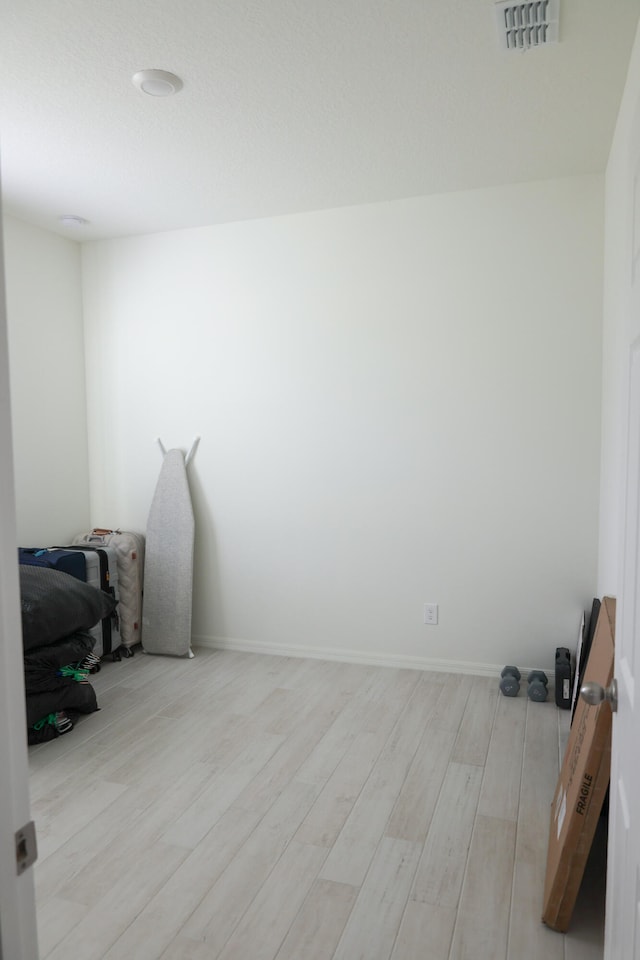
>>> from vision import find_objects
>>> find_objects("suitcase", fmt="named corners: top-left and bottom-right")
top-left (59, 545), bottom-right (121, 659)
top-left (71, 530), bottom-right (144, 653)
top-left (18, 547), bottom-right (86, 582)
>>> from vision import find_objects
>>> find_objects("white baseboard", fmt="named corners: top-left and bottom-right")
top-left (191, 633), bottom-right (535, 679)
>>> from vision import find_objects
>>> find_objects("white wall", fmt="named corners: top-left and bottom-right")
top-left (82, 176), bottom-right (604, 672)
top-left (598, 22), bottom-right (640, 599)
top-left (3, 215), bottom-right (90, 545)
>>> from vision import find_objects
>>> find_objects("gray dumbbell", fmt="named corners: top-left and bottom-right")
top-left (527, 670), bottom-right (549, 702)
top-left (500, 665), bottom-right (521, 697)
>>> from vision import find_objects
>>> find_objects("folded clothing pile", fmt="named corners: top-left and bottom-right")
top-left (19, 565), bottom-right (117, 744)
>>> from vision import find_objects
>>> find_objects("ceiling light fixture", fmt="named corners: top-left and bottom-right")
top-left (59, 215), bottom-right (88, 227)
top-left (132, 69), bottom-right (183, 97)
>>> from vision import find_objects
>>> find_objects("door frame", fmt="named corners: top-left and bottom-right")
top-left (0, 190), bottom-right (39, 959)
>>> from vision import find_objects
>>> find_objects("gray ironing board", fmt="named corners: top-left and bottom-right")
top-left (142, 438), bottom-right (198, 657)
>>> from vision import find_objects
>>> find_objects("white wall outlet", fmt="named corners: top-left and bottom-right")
top-left (424, 603), bottom-right (438, 625)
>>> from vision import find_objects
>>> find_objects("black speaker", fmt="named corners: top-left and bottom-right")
top-left (555, 646), bottom-right (572, 709)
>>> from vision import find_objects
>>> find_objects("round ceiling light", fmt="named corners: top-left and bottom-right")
top-left (59, 215), bottom-right (88, 227)
top-left (132, 69), bottom-right (183, 97)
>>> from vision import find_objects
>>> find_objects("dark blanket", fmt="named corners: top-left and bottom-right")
top-left (26, 680), bottom-right (98, 728)
top-left (23, 632), bottom-right (95, 694)
top-left (20, 565), bottom-right (116, 651)
top-left (28, 711), bottom-right (77, 745)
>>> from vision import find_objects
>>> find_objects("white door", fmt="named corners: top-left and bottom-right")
top-left (604, 90), bottom-right (640, 959)
top-left (0, 195), bottom-right (39, 956)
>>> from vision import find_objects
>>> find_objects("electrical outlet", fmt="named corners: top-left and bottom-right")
top-left (424, 603), bottom-right (438, 625)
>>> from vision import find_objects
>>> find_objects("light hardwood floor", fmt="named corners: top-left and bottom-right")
top-left (28, 648), bottom-right (606, 960)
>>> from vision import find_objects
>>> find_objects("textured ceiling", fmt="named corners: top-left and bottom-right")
top-left (0, 0), bottom-right (638, 241)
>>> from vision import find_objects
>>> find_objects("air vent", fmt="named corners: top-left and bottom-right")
top-left (495, 0), bottom-right (559, 51)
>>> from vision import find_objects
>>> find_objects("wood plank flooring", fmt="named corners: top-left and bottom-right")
top-left (28, 648), bottom-right (606, 960)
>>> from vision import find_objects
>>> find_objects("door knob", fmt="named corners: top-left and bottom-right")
top-left (580, 679), bottom-right (618, 712)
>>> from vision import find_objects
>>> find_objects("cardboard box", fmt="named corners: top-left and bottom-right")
top-left (542, 596), bottom-right (615, 932)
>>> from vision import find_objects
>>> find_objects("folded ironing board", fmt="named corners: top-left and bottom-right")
top-left (142, 439), bottom-right (198, 657)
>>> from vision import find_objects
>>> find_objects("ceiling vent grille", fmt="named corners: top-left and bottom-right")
top-left (495, 0), bottom-right (559, 51)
